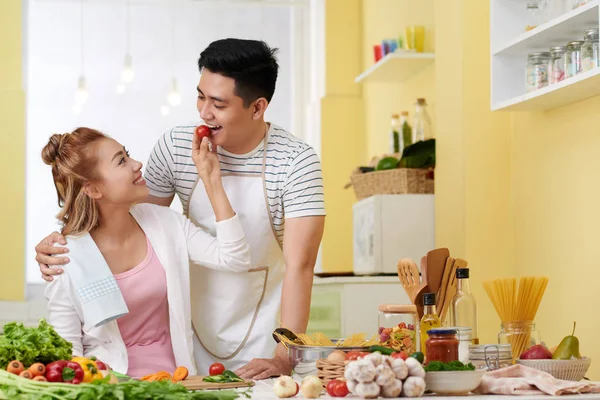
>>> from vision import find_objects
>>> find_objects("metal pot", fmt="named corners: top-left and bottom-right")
top-left (287, 341), bottom-right (370, 378)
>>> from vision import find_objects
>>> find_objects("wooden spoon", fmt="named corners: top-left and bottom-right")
top-left (437, 257), bottom-right (456, 322)
top-left (425, 248), bottom-right (450, 297)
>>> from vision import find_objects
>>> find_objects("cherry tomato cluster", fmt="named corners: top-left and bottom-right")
top-left (344, 351), bottom-right (370, 361)
top-left (326, 379), bottom-right (349, 397)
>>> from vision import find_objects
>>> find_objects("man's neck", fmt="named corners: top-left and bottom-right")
top-left (222, 122), bottom-right (269, 155)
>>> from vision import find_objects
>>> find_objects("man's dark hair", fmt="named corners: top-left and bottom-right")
top-left (198, 38), bottom-right (279, 107)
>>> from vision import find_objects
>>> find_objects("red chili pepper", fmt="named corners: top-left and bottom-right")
top-left (44, 360), bottom-right (85, 384)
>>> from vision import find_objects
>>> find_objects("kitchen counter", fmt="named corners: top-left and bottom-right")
top-left (241, 378), bottom-right (600, 399)
top-left (313, 275), bottom-right (400, 285)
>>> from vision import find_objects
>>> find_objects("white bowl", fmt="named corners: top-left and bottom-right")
top-left (425, 370), bottom-right (484, 396)
top-left (517, 358), bottom-right (591, 381)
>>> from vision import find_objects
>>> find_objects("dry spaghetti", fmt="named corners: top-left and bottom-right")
top-left (274, 330), bottom-right (379, 349)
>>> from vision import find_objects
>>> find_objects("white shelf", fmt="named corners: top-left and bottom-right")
top-left (492, 67), bottom-right (600, 111)
top-left (355, 51), bottom-right (435, 83)
top-left (493, 1), bottom-right (600, 57)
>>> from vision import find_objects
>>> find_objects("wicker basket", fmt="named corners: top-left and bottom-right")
top-left (316, 359), bottom-right (346, 386)
top-left (349, 168), bottom-right (434, 200)
top-left (516, 358), bottom-right (591, 381)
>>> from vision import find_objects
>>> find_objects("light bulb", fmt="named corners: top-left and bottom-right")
top-left (160, 105), bottom-right (170, 116)
top-left (167, 78), bottom-right (182, 107)
top-left (75, 76), bottom-right (89, 105)
top-left (72, 103), bottom-right (82, 115)
top-left (116, 82), bottom-right (126, 94)
top-left (121, 54), bottom-right (135, 83)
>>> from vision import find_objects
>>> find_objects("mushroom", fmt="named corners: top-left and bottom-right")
top-left (405, 357), bottom-right (426, 378)
top-left (375, 364), bottom-right (395, 387)
top-left (402, 376), bottom-right (426, 398)
top-left (351, 359), bottom-right (377, 383)
top-left (389, 358), bottom-right (409, 380)
top-left (381, 378), bottom-right (403, 398)
top-left (355, 381), bottom-right (381, 399)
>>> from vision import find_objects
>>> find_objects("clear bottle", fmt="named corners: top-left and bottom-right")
top-left (526, 2), bottom-right (541, 31)
top-left (582, 28), bottom-right (599, 72)
top-left (389, 114), bottom-right (402, 155)
top-left (412, 98), bottom-right (432, 143)
top-left (566, 40), bottom-right (584, 78)
top-left (448, 268), bottom-right (479, 345)
top-left (420, 292), bottom-right (441, 358)
top-left (399, 111), bottom-right (412, 149)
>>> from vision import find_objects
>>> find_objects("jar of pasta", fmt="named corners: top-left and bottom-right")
top-left (425, 328), bottom-right (459, 364)
top-left (498, 321), bottom-right (541, 361)
top-left (582, 28), bottom-right (599, 72)
top-left (567, 40), bottom-right (584, 78)
top-left (549, 46), bottom-right (567, 84)
top-left (469, 344), bottom-right (513, 371)
top-left (378, 304), bottom-right (419, 354)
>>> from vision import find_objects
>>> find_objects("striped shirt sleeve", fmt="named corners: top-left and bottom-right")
top-left (282, 146), bottom-right (326, 219)
top-left (144, 129), bottom-right (176, 198)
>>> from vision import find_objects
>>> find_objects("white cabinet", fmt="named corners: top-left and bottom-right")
top-left (491, 0), bottom-right (600, 111)
top-left (307, 276), bottom-right (411, 339)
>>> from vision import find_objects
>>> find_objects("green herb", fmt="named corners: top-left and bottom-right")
top-left (0, 369), bottom-right (241, 399)
top-left (202, 370), bottom-right (245, 384)
top-left (424, 360), bottom-right (476, 372)
top-left (0, 319), bottom-right (73, 368)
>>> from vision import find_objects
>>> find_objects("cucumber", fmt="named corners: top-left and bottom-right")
top-left (368, 345), bottom-right (395, 355)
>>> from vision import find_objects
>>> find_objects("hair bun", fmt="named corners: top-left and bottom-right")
top-left (42, 133), bottom-right (68, 165)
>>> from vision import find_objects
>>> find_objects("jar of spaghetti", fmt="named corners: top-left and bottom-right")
top-left (378, 304), bottom-right (419, 354)
top-left (497, 321), bottom-right (541, 361)
top-left (425, 328), bottom-right (459, 364)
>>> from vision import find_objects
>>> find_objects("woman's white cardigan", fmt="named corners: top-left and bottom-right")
top-left (45, 203), bottom-right (252, 375)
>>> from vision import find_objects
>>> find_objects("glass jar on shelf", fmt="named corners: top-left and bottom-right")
top-left (378, 304), bottom-right (419, 354)
top-left (566, 40), bottom-right (584, 78)
top-left (469, 344), bottom-right (513, 371)
top-left (582, 28), bottom-right (599, 72)
top-left (549, 46), bottom-right (567, 84)
top-left (425, 328), bottom-right (459, 364)
top-left (526, 52), bottom-right (550, 92)
top-left (572, 0), bottom-right (589, 9)
top-left (526, 1), bottom-right (542, 31)
top-left (498, 320), bottom-right (541, 362)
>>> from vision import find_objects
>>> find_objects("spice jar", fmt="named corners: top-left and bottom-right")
top-left (526, 52), bottom-right (550, 92)
top-left (378, 304), bottom-right (419, 354)
top-left (469, 344), bottom-right (513, 371)
top-left (582, 28), bottom-right (599, 72)
top-left (549, 46), bottom-right (567, 84)
top-left (498, 321), bottom-right (541, 362)
top-left (567, 40), bottom-right (584, 78)
top-left (425, 328), bottom-right (459, 364)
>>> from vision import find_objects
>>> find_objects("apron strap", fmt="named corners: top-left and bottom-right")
top-left (261, 133), bottom-right (284, 252)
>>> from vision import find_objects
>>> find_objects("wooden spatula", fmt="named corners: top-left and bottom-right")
top-left (425, 248), bottom-right (450, 297)
top-left (397, 258), bottom-right (422, 304)
top-left (414, 256), bottom-right (430, 319)
top-left (437, 256), bottom-right (456, 322)
top-left (440, 258), bottom-right (468, 322)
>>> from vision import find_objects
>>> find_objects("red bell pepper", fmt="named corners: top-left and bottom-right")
top-left (90, 356), bottom-right (109, 371)
top-left (45, 360), bottom-right (85, 384)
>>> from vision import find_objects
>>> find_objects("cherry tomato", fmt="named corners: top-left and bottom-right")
top-left (345, 351), bottom-right (360, 361)
top-left (358, 351), bottom-right (370, 359)
top-left (208, 362), bottom-right (225, 376)
top-left (326, 379), bottom-right (339, 396)
top-left (391, 351), bottom-right (409, 360)
top-left (333, 381), bottom-right (349, 397)
top-left (195, 125), bottom-right (211, 139)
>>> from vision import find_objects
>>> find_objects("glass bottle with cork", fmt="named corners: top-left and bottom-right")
top-left (399, 111), bottom-right (412, 149)
top-left (389, 114), bottom-right (402, 155)
top-left (420, 292), bottom-right (441, 358)
top-left (448, 268), bottom-right (479, 344)
top-left (412, 98), bottom-right (432, 143)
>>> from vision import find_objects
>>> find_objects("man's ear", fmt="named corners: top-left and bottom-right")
top-left (83, 182), bottom-right (103, 200)
top-left (251, 98), bottom-right (269, 120)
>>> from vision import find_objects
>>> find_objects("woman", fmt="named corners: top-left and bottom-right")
top-left (43, 127), bottom-right (251, 377)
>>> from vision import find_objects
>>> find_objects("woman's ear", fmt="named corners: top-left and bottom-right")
top-left (83, 182), bottom-right (103, 200)
top-left (251, 98), bottom-right (269, 120)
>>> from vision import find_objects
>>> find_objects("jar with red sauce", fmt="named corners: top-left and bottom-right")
top-left (425, 328), bottom-right (459, 364)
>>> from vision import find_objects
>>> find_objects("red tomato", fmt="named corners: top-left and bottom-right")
top-left (358, 352), bottom-right (370, 359)
top-left (391, 351), bottom-right (409, 360)
top-left (326, 379), bottom-right (339, 396)
top-left (345, 351), bottom-right (360, 361)
top-left (208, 363), bottom-right (225, 376)
top-left (333, 381), bottom-right (349, 397)
top-left (195, 125), bottom-right (211, 139)
top-left (293, 381), bottom-right (299, 396)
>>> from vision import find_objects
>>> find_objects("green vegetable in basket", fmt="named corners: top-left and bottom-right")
top-left (399, 139), bottom-right (435, 169)
top-left (376, 157), bottom-right (399, 171)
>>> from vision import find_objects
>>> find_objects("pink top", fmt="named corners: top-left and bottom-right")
top-left (114, 237), bottom-right (177, 378)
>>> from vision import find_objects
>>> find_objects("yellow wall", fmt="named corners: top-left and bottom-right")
top-left (0, 0), bottom-right (26, 301)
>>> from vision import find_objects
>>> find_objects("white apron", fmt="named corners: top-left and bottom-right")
top-left (187, 135), bottom-right (286, 372)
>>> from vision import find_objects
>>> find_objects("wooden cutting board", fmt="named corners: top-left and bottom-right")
top-left (179, 375), bottom-right (255, 390)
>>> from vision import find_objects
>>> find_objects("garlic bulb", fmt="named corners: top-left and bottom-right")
top-left (402, 376), bottom-right (426, 398)
top-left (355, 381), bottom-right (381, 399)
top-left (381, 378), bottom-right (403, 398)
top-left (389, 358), bottom-right (409, 380)
top-left (405, 357), bottom-right (426, 378)
top-left (351, 359), bottom-right (377, 383)
top-left (300, 375), bottom-right (322, 398)
top-left (375, 364), bottom-right (395, 387)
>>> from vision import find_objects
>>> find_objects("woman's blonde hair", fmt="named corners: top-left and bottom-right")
top-left (41, 127), bottom-right (107, 236)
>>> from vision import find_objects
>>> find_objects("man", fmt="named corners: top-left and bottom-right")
top-left (35, 38), bottom-right (326, 380)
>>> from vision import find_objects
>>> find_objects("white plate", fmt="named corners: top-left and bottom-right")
top-left (425, 370), bottom-right (484, 396)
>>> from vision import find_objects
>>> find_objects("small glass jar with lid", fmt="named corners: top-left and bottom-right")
top-left (526, 52), bottom-right (550, 92)
top-left (498, 321), bottom-right (542, 362)
top-left (444, 326), bottom-right (472, 363)
top-left (582, 28), bottom-right (599, 72)
top-left (549, 46), bottom-right (567, 84)
top-left (469, 344), bottom-right (513, 371)
top-left (378, 304), bottom-right (419, 354)
top-left (425, 328), bottom-right (459, 364)
top-left (525, 2), bottom-right (542, 31)
top-left (567, 40), bottom-right (584, 78)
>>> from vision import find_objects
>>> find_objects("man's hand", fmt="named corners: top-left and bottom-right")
top-left (35, 232), bottom-right (69, 281)
top-left (234, 354), bottom-right (292, 380)
top-left (192, 134), bottom-right (221, 188)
